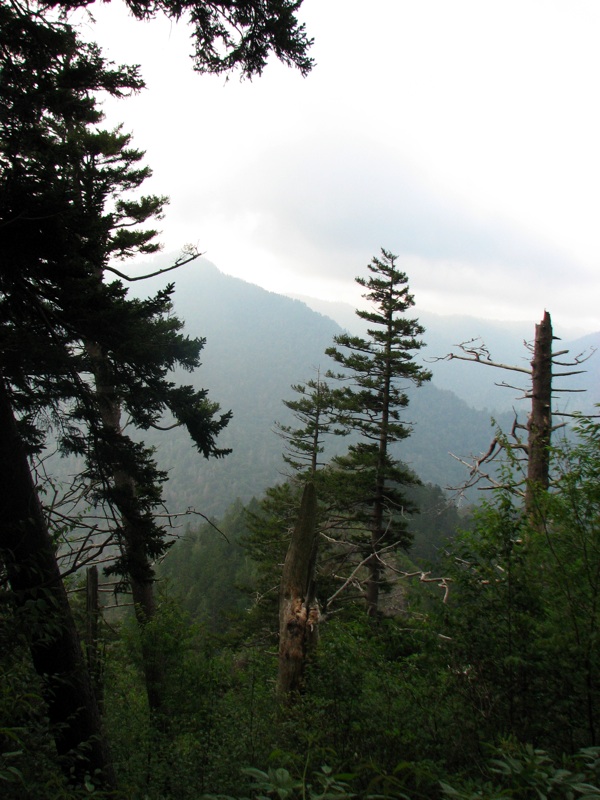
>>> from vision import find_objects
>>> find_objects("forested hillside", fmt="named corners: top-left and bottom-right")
top-left (134, 258), bottom-right (517, 517)
top-left (295, 294), bottom-right (600, 413)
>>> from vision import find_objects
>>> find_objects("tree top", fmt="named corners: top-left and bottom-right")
top-left (48, 0), bottom-right (315, 78)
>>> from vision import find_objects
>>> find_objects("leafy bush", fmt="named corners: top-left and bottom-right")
top-left (440, 742), bottom-right (600, 799)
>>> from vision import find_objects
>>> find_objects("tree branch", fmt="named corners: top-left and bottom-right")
top-left (104, 249), bottom-right (203, 282)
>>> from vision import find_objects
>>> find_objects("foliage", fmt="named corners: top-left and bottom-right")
top-left (202, 763), bottom-right (357, 799)
top-left (276, 370), bottom-right (345, 478)
top-left (440, 742), bottom-right (600, 799)
top-left (159, 500), bottom-right (257, 633)
top-left (324, 249), bottom-right (432, 613)
top-left (436, 412), bottom-right (600, 754)
top-left (3, 3), bottom-right (600, 795)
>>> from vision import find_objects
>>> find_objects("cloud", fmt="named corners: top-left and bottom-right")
top-left (189, 128), bottom-right (576, 277)
top-left (85, 1), bottom-right (600, 334)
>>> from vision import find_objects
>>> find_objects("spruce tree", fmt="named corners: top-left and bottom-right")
top-left (0, 0), bottom-right (228, 752)
top-left (325, 249), bottom-right (431, 616)
top-left (0, 0), bottom-right (313, 781)
top-left (2, 13), bottom-right (232, 714)
top-left (276, 369), bottom-right (343, 479)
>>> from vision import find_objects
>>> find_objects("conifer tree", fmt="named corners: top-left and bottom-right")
top-left (48, 0), bottom-right (314, 78)
top-left (62, 119), bottom-right (231, 712)
top-left (0, 0), bottom-right (228, 752)
top-left (0, 6), bottom-right (139, 786)
top-left (325, 249), bottom-right (431, 615)
top-left (276, 369), bottom-right (343, 479)
top-left (0, 0), bottom-right (313, 781)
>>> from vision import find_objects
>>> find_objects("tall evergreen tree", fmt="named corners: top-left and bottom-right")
top-left (0, 5), bottom-right (141, 786)
top-left (0, 0), bottom-right (313, 783)
top-left (63, 119), bottom-right (231, 712)
top-left (325, 249), bottom-right (431, 615)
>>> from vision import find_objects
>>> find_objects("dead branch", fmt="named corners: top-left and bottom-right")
top-left (379, 560), bottom-right (453, 603)
top-left (326, 551), bottom-right (380, 607)
top-left (103, 248), bottom-right (203, 283)
top-left (434, 338), bottom-right (532, 375)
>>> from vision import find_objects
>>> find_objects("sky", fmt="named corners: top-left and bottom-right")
top-left (77, 0), bottom-right (600, 335)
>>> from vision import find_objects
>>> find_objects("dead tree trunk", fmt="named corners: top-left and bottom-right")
top-left (443, 310), bottom-right (589, 505)
top-left (0, 377), bottom-right (115, 789)
top-left (525, 311), bottom-right (553, 517)
top-left (277, 481), bottom-right (319, 702)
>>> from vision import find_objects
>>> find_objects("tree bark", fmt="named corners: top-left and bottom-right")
top-left (526, 311), bottom-right (553, 519)
top-left (277, 481), bottom-right (319, 701)
top-left (367, 300), bottom-right (394, 617)
top-left (85, 339), bottom-right (167, 715)
top-left (85, 565), bottom-right (103, 710)
top-left (0, 376), bottom-right (115, 788)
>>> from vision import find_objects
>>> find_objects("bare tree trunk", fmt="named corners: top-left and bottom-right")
top-left (277, 481), bottom-right (319, 702)
top-left (0, 377), bottom-right (115, 789)
top-left (526, 311), bottom-right (553, 518)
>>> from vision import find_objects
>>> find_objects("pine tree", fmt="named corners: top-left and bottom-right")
top-left (325, 249), bottom-right (431, 615)
top-left (276, 369), bottom-right (344, 479)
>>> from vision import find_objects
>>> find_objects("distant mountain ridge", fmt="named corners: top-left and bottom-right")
top-left (289, 294), bottom-right (600, 414)
top-left (123, 257), bottom-right (597, 518)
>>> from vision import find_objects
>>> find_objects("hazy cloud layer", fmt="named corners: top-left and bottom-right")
top-left (84, 1), bottom-right (600, 333)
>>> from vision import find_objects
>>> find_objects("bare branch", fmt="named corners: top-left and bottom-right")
top-left (103, 249), bottom-right (203, 283)
top-left (431, 338), bottom-right (532, 375)
top-left (159, 507), bottom-right (230, 543)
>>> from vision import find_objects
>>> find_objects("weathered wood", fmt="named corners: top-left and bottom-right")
top-left (277, 481), bottom-right (319, 701)
top-left (526, 311), bottom-right (553, 519)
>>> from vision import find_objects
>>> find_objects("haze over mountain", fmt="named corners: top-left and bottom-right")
top-left (290, 294), bottom-right (600, 414)
top-left (119, 257), bottom-right (596, 519)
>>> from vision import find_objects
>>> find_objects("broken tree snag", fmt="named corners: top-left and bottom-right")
top-left (277, 481), bottom-right (319, 702)
top-left (526, 311), bottom-right (553, 519)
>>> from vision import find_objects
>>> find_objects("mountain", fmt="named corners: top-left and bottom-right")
top-left (122, 257), bottom-right (522, 518)
top-left (291, 295), bottom-right (600, 414)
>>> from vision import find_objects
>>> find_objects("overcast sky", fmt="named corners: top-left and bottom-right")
top-left (79, 0), bottom-right (600, 335)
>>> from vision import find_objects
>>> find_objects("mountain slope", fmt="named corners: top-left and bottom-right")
top-left (132, 259), bottom-right (514, 517)
top-left (291, 294), bottom-right (599, 413)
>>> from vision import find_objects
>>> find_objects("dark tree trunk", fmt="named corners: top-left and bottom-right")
top-left (277, 481), bottom-right (319, 701)
top-left (0, 377), bottom-right (115, 789)
top-left (127, 541), bottom-right (166, 716)
top-left (85, 565), bottom-right (103, 710)
top-left (85, 339), bottom-right (167, 715)
top-left (526, 311), bottom-right (553, 518)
